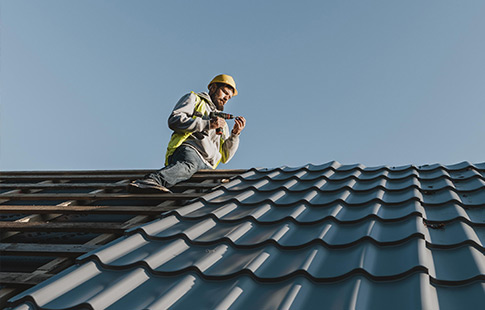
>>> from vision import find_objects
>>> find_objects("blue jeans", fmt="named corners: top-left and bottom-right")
top-left (148, 145), bottom-right (211, 187)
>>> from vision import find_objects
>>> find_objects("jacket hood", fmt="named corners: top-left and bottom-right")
top-left (197, 92), bottom-right (217, 110)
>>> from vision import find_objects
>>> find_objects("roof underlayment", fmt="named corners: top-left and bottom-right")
top-left (5, 161), bottom-right (485, 309)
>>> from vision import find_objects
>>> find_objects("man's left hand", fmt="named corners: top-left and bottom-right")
top-left (232, 116), bottom-right (246, 135)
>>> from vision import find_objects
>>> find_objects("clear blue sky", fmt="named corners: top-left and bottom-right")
top-left (1, 1), bottom-right (485, 171)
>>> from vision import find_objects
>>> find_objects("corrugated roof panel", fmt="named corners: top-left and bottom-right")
top-left (7, 161), bottom-right (485, 309)
top-left (130, 213), bottom-right (485, 248)
top-left (75, 233), bottom-right (483, 283)
top-left (9, 266), bottom-right (485, 310)
top-left (179, 200), bottom-right (485, 224)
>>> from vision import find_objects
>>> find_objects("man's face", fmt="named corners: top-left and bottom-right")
top-left (210, 84), bottom-right (234, 111)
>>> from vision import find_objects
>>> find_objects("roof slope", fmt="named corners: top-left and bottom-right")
top-left (0, 169), bottom-right (244, 308)
top-left (7, 161), bottom-right (485, 309)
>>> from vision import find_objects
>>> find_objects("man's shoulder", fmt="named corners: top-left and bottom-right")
top-left (176, 92), bottom-right (204, 105)
top-left (193, 91), bottom-right (211, 102)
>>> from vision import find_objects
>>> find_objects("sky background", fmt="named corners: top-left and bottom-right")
top-left (1, 0), bottom-right (485, 171)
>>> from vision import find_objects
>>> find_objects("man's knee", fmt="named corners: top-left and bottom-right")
top-left (180, 159), bottom-right (199, 175)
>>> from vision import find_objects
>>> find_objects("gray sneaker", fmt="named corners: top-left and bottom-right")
top-left (128, 179), bottom-right (172, 193)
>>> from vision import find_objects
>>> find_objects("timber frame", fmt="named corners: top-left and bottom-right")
top-left (0, 169), bottom-right (245, 308)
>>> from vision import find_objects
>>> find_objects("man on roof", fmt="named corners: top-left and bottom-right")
top-left (129, 74), bottom-right (246, 193)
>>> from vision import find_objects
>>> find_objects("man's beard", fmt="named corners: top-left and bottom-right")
top-left (216, 101), bottom-right (224, 111)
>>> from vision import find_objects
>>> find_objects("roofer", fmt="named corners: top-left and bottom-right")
top-left (129, 74), bottom-right (246, 193)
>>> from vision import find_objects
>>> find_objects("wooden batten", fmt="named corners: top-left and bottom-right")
top-left (0, 168), bottom-right (244, 308)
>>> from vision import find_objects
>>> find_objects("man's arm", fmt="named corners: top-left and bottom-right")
top-left (220, 117), bottom-right (246, 164)
top-left (168, 93), bottom-right (210, 133)
top-left (231, 117), bottom-right (246, 136)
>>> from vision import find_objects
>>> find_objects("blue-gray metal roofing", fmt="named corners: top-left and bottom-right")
top-left (8, 161), bottom-right (485, 309)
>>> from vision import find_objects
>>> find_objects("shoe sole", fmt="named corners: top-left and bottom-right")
top-left (128, 183), bottom-right (172, 194)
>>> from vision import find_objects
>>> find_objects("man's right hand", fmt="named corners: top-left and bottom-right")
top-left (210, 117), bottom-right (227, 130)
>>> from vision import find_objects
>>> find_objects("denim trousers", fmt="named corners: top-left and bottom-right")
top-left (148, 145), bottom-right (211, 187)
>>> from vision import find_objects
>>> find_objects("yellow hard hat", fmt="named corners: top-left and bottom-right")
top-left (208, 74), bottom-right (238, 96)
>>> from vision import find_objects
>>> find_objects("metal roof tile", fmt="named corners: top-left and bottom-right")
top-left (156, 199), bottom-right (485, 226)
top-left (10, 264), bottom-right (485, 310)
top-left (420, 177), bottom-right (456, 191)
top-left (417, 168), bottom-right (452, 180)
top-left (8, 161), bottom-right (485, 309)
top-left (472, 162), bottom-right (485, 170)
top-left (129, 213), bottom-right (485, 249)
top-left (452, 177), bottom-right (485, 191)
top-left (82, 235), bottom-right (485, 282)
